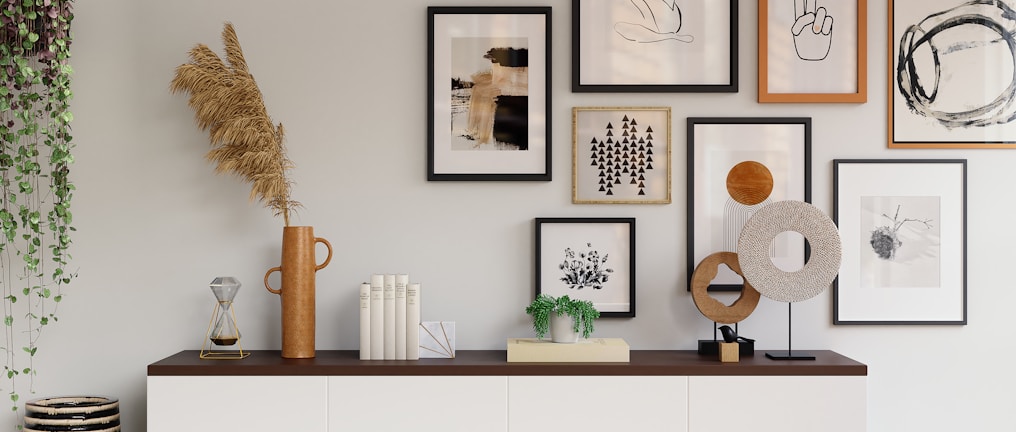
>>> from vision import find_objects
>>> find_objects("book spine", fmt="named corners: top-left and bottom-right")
top-left (395, 274), bottom-right (408, 360)
top-left (359, 283), bottom-right (370, 360)
top-left (369, 274), bottom-right (384, 360)
top-left (406, 282), bottom-right (421, 360)
top-left (383, 274), bottom-right (396, 360)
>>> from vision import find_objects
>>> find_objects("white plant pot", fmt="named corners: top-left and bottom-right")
top-left (550, 312), bottom-right (580, 343)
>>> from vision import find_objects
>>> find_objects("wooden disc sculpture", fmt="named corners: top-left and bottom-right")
top-left (736, 200), bottom-right (842, 303)
top-left (691, 252), bottom-right (761, 324)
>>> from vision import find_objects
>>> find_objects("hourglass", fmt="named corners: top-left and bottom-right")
top-left (200, 277), bottom-right (251, 359)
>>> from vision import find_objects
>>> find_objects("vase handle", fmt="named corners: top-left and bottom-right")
top-left (264, 266), bottom-right (282, 295)
top-left (315, 237), bottom-right (333, 271)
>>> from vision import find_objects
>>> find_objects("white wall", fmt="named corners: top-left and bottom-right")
top-left (9, 1), bottom-right (1012, 431)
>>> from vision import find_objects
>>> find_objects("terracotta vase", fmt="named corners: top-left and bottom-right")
top-left (264, 226), bottom-right (333, 358)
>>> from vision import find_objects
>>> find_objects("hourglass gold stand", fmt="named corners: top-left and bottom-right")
top-left (200, 277), bottom-right (251, 360)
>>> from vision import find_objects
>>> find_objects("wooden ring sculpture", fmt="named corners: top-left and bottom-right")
top-left (690, 252), bottom-right (761, 324)
top-left (736, 200), bottom-right (842, 303)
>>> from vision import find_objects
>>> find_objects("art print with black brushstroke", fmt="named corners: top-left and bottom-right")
top-left (450, 37), bottom-right (529, 151)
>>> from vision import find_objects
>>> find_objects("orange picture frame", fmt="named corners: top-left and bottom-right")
top-left (758, 0), bottom-right (867, 103)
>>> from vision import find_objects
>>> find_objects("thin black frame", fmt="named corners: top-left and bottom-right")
top-left (686, 117), bottom-right (812, 291)
top-left (427, 7), bottom-right (552, 181)
top-left (571, 0), bottom-right (738, 93)
top-left (535, 217), bottom-right (636, 318)
top-left (832, 159), bottom-right (968, 325)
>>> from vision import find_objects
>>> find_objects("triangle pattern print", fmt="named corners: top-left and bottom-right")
top-left (589, 115), bottom-right (657, 197)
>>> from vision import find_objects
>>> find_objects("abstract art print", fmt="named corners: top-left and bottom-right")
top-left (572, 0), bottom-right (738, 92)
top-left (428, 7), bottom-right (551, 180)
top-left (535, 218), bottom-right (636, 317)
top-left (759, 0), bottom-right (867, 102)
top-left (687, 118), bottom-right (811, 291)
top-left (889, 0), bottom-right (1016, 148)
top-left (833, 160), bottom-right (967, 324)
top-left (572, 107), bottom-right (671, 204)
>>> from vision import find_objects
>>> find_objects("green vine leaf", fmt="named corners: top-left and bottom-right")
top-left (1, 0), bottom-right (76, 425)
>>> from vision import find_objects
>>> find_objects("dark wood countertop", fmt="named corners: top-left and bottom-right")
top-left (148, 350), bottom-right (866, 377)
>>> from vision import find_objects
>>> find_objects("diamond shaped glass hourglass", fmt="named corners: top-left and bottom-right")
top-left (200, 277), bottom-right (251, 359)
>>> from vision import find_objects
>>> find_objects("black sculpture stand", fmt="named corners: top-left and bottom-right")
top-left (766, 302), bottom-right (815, 361)
top-left (698, 322), bottom-right (754, 356)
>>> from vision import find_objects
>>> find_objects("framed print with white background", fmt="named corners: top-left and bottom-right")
top-left (889, 0), bottom-right (1016, 148)
top-left (573, 107), bottom-right (671, 204)
top-left (535, 218), bottom-right (635, 317)
top-left (427, 7), bottom-right (551, 180)
top-left (833, 160), bottom-right (967, 324)
top-left (572, 0), bottom-right (737, 92)
top-left (759, 0), bottom-right (867, 102)
top-left (687, 118), bottom-right (811, 291)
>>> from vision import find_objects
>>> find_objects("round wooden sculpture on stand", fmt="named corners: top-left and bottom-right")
top-left (690, 252), bottom-right (761, 362)
top-left (736, 200), bottom-right (842, 360)
top-left (690, 252), bottom-right (761, 324)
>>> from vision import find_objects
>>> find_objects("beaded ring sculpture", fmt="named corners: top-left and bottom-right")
top-left (736, 200), bottom-right (842, 303)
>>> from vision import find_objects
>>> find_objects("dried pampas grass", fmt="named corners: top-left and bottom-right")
top-left (170, 22), bottom-right (299, 225)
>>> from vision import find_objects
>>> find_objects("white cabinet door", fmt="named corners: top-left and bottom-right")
top-left (328, 376), bottom-right (508, 432)
top-left (508, 376), bottom-right (689, 432)
top-left (688, 376), bottom-right (866, 432)
top-left (147, 375), bottom-right (328, 432)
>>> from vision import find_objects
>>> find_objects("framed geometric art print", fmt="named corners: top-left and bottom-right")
top-left (687, 118), bottom-right (812, 291)
top-left (572, 107), bottom-right (671, 204)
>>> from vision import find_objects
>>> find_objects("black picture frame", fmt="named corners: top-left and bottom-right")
top-left (833, 159), bottom-right (967, 325)
top-left (686, 117), bottom-right (812, 291)
top-left (535, 217), bottom-right (636, 318)
top-left (427, 7), bottom-right (552, 181)
top-left (571, 0), bottom-right (738, 93)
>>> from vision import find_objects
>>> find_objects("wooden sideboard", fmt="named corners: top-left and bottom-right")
top-left (148, 350), bottom-right (867, 432)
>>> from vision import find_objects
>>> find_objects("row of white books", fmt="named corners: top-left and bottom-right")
top-left (359, 274), bottom-right (420, 360)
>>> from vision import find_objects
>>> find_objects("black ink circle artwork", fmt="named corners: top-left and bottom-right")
top-left (897, 0), bottom-right (1016, 129)
top-left (736, 200), bottom-right (841, 303)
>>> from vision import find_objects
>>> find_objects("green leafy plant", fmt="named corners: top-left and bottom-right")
top-left (525, 294), bottom-right (600, 339)
top-left (0, 0), bottom-right (76, 423)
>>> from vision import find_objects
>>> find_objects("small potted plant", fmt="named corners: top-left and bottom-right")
top-left (525, 294), bottom-right (600, 343)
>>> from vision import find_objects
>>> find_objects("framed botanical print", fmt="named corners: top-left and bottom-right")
top-left (572, 0), bottom-right (738, 92)
top-left (687, 118), bottom-right (812, 291)
top-left (427, 7), bottom-right (552, 180)
top-left (889, 0), bottom-right (1016, 148)
top-left (572, 107), bottom-right (672, 204)
top-left (833, 159), bottom-right (967, 324)
top-left (535, 218), bottom-right (636, 317)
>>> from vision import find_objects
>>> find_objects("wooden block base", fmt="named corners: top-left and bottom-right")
top-left (719, 342), bottom-right (739, 363)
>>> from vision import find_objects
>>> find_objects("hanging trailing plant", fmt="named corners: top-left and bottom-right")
top-left (0, 0), bottom-right (76, 422)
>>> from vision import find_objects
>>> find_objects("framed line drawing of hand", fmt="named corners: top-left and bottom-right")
top-left (758, 0), bottom-right (866, 103)
top-left (791, 0), bottom-right (833, 61)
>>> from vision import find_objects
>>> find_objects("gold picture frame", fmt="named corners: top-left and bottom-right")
top-left (758, 0), bottom-right (867, 103)
top-left (572, 107), bottom-right (672, 204)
